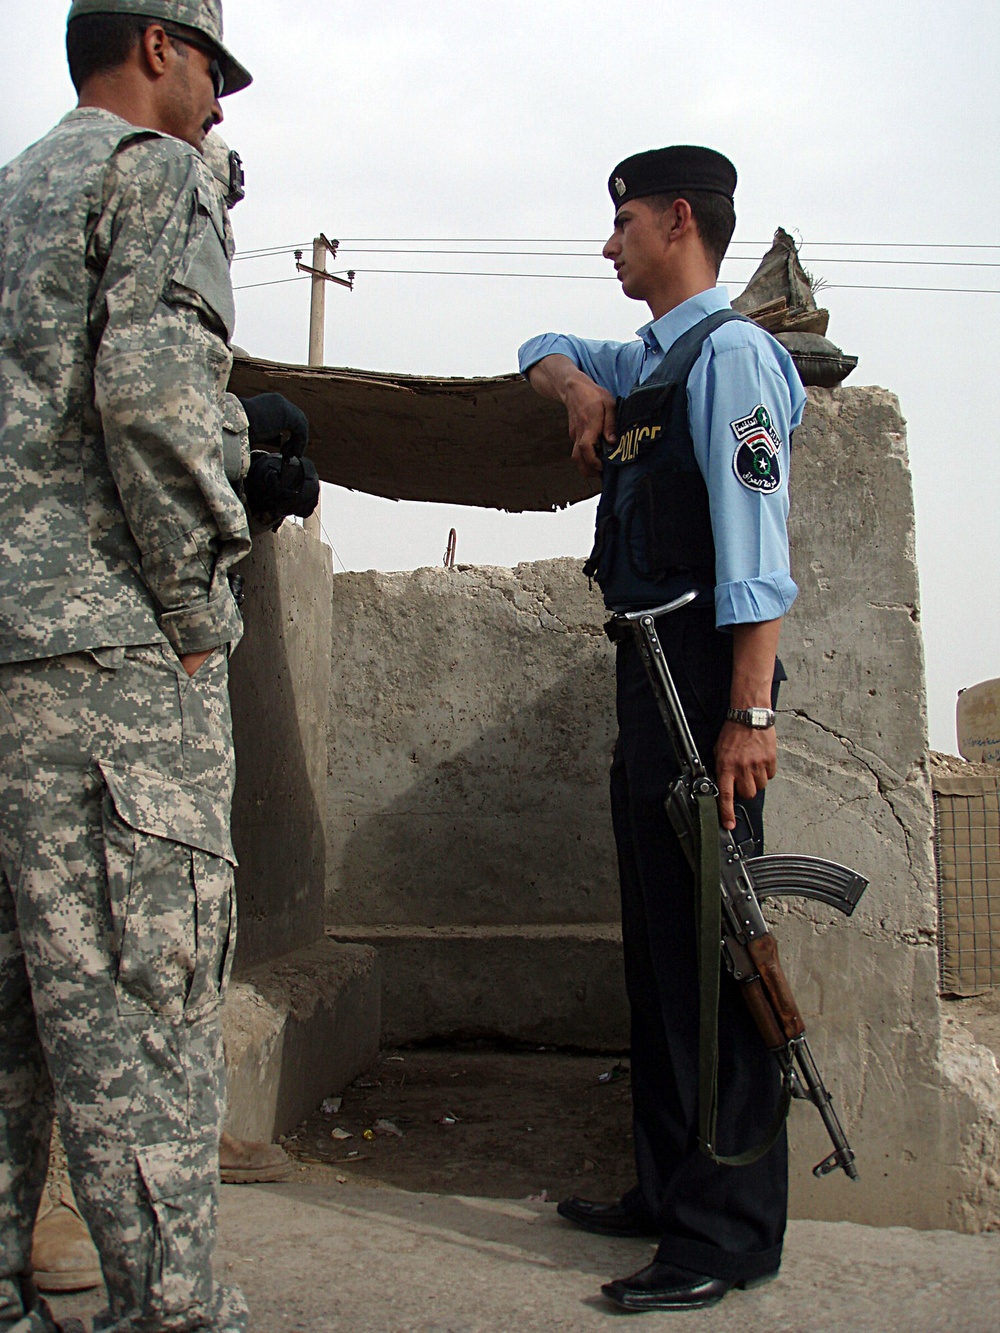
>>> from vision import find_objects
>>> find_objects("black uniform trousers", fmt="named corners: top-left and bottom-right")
top-left (610, 603), bottom-right (786, 1282)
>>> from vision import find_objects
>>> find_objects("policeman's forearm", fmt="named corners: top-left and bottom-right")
top-left (525, 354), bottom-right (592, 404)
top-left (730, 618), bottom-right (782, 708)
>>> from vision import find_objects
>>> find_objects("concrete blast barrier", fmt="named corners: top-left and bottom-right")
top-left (326, 386), bottom-right (999, 1231)
top-left (224, 524), bottom-right (379, 1141)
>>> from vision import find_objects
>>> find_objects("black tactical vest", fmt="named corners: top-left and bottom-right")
top-left (583, 309), bottom-right (749, 610)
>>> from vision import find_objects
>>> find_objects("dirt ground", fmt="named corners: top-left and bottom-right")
top-left (282, 985), bottom-right (1000, 1203)
top-left (945, 988), bottom-right (1000, 1065)
top-left (282, 1046), bottom-right (636, 1203)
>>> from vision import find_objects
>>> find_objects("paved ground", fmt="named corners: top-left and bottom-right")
top-left (50, 1167), bottom-right (1000, 1333)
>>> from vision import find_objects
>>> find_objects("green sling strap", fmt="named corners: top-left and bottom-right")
top-left (694, 787), bottom-right (793, 1168)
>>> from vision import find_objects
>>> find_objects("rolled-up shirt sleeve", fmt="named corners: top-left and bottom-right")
top-left (688, 336), bottom-right (804, 628)
top-left (91, 142), bottom-right (250, 655)
top-left (518, 333), bottom-right (644, 396)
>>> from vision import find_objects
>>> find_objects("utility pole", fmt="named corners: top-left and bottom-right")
top-left (294, 236), bottom-right (354, 538)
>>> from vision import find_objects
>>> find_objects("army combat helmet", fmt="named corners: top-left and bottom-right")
top-left (67, 0), bottom-right (252, 95)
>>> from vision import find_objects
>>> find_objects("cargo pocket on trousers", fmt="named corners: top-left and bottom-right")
top-left (99, 760), bottom-right (238, 1020)
top-left (136, 1136), bottom-right (217, 1321)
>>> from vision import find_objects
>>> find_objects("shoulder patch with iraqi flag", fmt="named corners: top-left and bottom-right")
top-left (730, 404), bottom-right (783, 494)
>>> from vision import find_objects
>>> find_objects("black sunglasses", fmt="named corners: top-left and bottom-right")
top-left (161, 23), bottom-right (226, 99)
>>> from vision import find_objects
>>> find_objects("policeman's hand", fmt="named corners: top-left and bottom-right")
top-left (238, 393), bottom-right (309, 456)
top-left (563, 376), bottom-right (617, 479)
top-left (713, 721), bottom-right (777, 830)
top-left (525, 355), bottom-right (615, 479)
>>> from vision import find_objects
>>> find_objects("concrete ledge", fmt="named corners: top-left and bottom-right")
top-left (329, 923), bottom-right (628, 1049)
top-left (223, 938), bottom-right (380, 1141)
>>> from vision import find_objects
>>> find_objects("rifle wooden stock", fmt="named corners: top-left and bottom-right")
top-left (746, 934), bottom-right (806, 1041)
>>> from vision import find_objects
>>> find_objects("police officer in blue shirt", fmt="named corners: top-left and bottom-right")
top-left (519, 146), bottom-right (806, 1312)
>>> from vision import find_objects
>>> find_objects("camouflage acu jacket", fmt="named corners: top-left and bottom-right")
top-left (0, 107), bottom-right (251, 665)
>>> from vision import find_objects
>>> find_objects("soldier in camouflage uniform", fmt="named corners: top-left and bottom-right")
top-left (0, 3), bottom-right (256, 1329)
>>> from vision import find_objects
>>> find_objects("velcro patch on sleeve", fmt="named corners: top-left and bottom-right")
top-left (730, 404), bottom-right (783, 493)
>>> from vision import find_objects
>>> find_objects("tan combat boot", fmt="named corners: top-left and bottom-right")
top-left (219, 1130), bottom-right (294, 1184)
top-left (31, 1124), bottom-right (101, 1294)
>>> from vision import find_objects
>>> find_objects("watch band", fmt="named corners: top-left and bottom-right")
top-left (726, 706), bottom-right (776, 730)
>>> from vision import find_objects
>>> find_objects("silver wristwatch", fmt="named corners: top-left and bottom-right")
top-left (726, 706), bottom-right (776, 730)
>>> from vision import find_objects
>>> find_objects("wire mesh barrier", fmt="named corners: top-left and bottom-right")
top-left (933, 767), bottom-right (1000, 996)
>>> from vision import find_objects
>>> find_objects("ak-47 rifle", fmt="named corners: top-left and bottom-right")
top-left (610, 590), bottom-right (868, 1181)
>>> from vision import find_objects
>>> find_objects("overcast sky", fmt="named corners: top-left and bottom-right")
top-left (4, 0), bottom-right (999, 752)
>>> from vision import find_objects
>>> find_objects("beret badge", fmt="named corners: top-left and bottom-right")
top-left (613, 176), bottom-right (627, 198)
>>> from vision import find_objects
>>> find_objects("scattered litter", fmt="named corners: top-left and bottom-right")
top-left (373, 1118), bottom-right (403, 1138)
top-left (598, 1062), bottom-right (629, 1085)
top-left (526, 1189), bottom-right (549, 1203)
top-left (583, 1158), bottom-right (596, 1172)
top-left (384, 1056), bottom-right (405, 1063)
top-left (526, 1126), bottom-right (534, 1133)
top-left (362, 1130), bottom-right (374, 1142)
top-left (436, 1113), bottom-right (459, 1126)
top-left (335, 1175), bottom-right (348, 1184)
top-left (331, 1127), bottom-right (353, 1140)
top-left (321, 1097), bottom-right (343, 1116)
top-left (354, 1076), bottom-right (380, 1089)
top-left (347, 1150), bottom-right (360, 1158)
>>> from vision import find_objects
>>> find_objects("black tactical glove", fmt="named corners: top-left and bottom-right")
top-left (238, 392), bottom-right (309, 455)
top-left (243, 451), bottom-right (320, 530)
top-left (238, 393), bottom-right (318, 531)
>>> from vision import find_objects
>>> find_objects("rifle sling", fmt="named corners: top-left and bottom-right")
top-left (695, 789), bottom-right (793, 1168)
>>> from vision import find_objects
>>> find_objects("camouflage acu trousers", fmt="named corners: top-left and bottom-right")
top-left (0, 644), bottom-right (248, 1332)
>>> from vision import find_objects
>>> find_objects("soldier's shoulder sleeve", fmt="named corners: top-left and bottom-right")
top-left (95, 135), bottom-right (235, 343)
top-left (173, 153), bottom-right (237, 342)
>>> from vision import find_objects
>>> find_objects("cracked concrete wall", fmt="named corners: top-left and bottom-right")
top-left (325, 386), bottom-right (996, 1231)
top-left (327, 561), bottom-right (617, 928)
top-left (773, 388), bottom-right (995, 1230)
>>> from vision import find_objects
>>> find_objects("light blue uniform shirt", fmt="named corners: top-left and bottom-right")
top-left (518, 287), bottom-right (806, 627)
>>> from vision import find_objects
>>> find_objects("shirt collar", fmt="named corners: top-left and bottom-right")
top-left (60, 107), bottom-right (132, 128)
top-left (637, 286), bottom-right (732, 356)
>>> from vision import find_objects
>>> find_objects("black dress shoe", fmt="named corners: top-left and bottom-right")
top-left (556, 1195), bottom-right (659, 1238)
top-left (601, 1260), bottom-right (776, 1311)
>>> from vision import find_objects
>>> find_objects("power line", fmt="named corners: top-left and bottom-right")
top-left (330, 267), bottom-right (998, 293)
top-left (331, 236), bottom-right (1000, 249)
top-left (233, 243), bottom-right (311, 261)
top-left (233, 243), bottom-right (1000, 274)
top-left (336, 266), bottom-right (616, 281)
top-left (324, 247), bottom-right (1000, 268)
top-left (234, 236), bottom-right (1000, 255)
top-left (781, 257), bottom-right (1000, 268)
top-left (232, 274), bottom-right (311, 291)
top-left (825, 283), bottom-right (1000, 294)
top-left (231, 266), bottom-right (999, 296)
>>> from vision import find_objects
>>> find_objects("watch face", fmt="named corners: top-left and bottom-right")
top-left (750, 708), bottom-right (770, 726)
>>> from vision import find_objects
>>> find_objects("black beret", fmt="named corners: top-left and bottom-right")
top-left (608, 146), bottom-right (737, 208)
